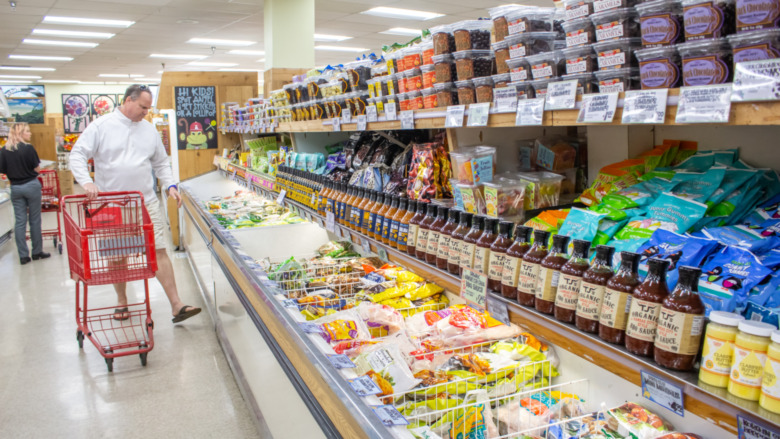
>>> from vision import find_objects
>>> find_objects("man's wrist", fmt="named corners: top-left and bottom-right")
top-left (167, 184), bottom-right (178, 192)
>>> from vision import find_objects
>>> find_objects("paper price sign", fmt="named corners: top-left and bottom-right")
top-left (326, 354), bottom-right (356, 369)
top-left (276, 189), bottom-right (287, 206)
top-left (515, 98), bottom-right (545, 126)
top-left (545, 80), bottom-right (578, 110)
top-left (577, 92), bottom-right (619, 123)
top-left (400, 110), bottom-right (415, 129)
top-left (385, 102), bottom-right (398, 121)
top-left (622, 89), bottom-right (668, 124)
top-left (493, 87), bottom-right (518, 113)
top-left (377, 247), bottom-right (388, 262)
top-left (281, 298), bottom-right (298, 309)
top-left (341, 108), bottom-right (352, 124)
top-left (356, 114), bottom-right (367, 131)
top-left (467, 103), bottom-right (491, 127)
top-left (738, 415), bottom-right (780, 439)
top-left (348, 376), bottom-right (383, 396)
top-left (332, 117), bottom-right (341, 132)
top-left (366, 105), bottom-right (378, 122)
top-left (732, 59), bottom-right (780, 102)
top-left (640, 371), bottom-right (684, 416)
top-left (299, 322), bottom-right (324, 334)
top-left (325, 211), bottom-right (336, 233)
top-left (487, 296), bottom-right (511, 326)
top-left (371, 405), bottom-right (410, 427)
top-left (676, 84), bottom-right (733, 123)
top-left (362, 237), bottom-right (372, 253)
top-left (445, 105), bottom-right (465, 127)
top-left (460, 267), bottom-right (488, 308)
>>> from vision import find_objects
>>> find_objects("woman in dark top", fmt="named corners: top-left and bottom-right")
top-left (0, 122), bottom-right (50, 264)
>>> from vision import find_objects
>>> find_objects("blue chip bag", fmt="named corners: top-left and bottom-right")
top-left (605, 238), bottom-right (650, 269)
top-left (673, 152), bottom-right (715, 172)
top-left (699, 148), bottom-right (739, 166)
top-left (559, 208), bottom-right (606, 250)
top-left (614, 193), bottom-right (708, 240)
top-left (743, 302), bottom-right (780, 328)
top-left (698, 246), bottom-right (774, 316)
top-left (670, 168), bottom-right (726, 204)
top-left (746, 250), bottom-right (780, 308)
top-left (637, 229), bottom-right (719, 289)
top-left (594, 218), bottom-right (628, 246)
top-left (706, 169), bottom-right (758, 209)
top-left (701, 224), bottom-right (780, 254)
top-left (601, 177), bottom-right (675, 211)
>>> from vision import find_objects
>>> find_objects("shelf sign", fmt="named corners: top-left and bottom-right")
top-left (362, 237), bottom-right (372, 254)
top-left (640, 371), bottom-right (684, 416)
top-left (676, 84), bottom-right (733, 124)
top-left (356, 114), bottom-right (367, 131)
top-left (276, 189), bottom-right (287, 206)
top-left (377, 247), bottom-right (388, 262)
top-left (487, 295), bottom-right (510, 326)
top-left (545, 80), bottom-right (578, 110)
top-left (385, 102), bottom-right (398, 121)
top-left (622, 89), bottom-right (669, 124)
top-left (325, 211), bottom-right (335, 233)
top-left (516, 98), bottom-right (545, 126)
top-left (460, 267), bottom-right (488, 308)
top-left (366, 105), bottom-right (378, 122)
top-left (371, 405), bottom-right (410, 427)
top-left (738, 415), bottom-right (780, 439)
top-left (326, 354), bottom-right (356, 369)
top-left (467, 103), bottom-right (491, 127)
top-left (281, 298), bottom-right (298, 309)
top-left (400, 110), bottom-right (415, 129)
top-left (348, 376), bottom-right (383, 396)
top-left (494, 87), bottom-right (518, 113)
top-left (332, 117), bottom-right (341, 132)
top-left (577, 92), bottom-right (619, 123)
top-left (732, 59), bottom-right (780, 102)
top-left (445, 105), bottom-right (466, 128)
top-left (341, 108), bottom-right (352, 124)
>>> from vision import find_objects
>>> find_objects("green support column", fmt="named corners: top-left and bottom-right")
top-left (263, 0), bottom-right (315, 95)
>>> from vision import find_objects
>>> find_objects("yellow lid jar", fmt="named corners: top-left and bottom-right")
top-left (760, 330), bottom-right (780, 413)
top-left (728, 320), bottom-right (776, 401)
top-left (699, 311), bottom-right (745, 388)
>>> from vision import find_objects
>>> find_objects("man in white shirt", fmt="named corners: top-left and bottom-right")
top-left (70, 84), bottom-right (201, 324)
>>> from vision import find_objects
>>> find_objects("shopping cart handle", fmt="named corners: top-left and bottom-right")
top-left (83, 195), bottom-right (134, 218)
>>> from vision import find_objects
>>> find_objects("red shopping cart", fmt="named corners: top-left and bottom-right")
top-left (37, 169), bottom-right (63, 254)
top-left (61, 191), bottom-right (157, 372)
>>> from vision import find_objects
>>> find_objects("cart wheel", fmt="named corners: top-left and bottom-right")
top-left (105, 358), bottom-right (113, 372)
top-left (76, 330), bottom-right (84, 349)
top-left (53, 237), bottom-right (57, 248)
top-left (140, 353), bottom-right (148, 367)
top-left (58, 243), bottom-right (63, 254)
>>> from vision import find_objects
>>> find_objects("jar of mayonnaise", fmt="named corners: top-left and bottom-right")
top-left (728, 320), bottom-right (776, 401)
top-left (699, 311), bottom-right (745, 387)
top-left (760, 330), bottom-right (780, 413)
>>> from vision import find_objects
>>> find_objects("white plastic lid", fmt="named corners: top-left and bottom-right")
top-left (773, 330), bottom-right (780, 344)
top-left (709, 311), bottom-right (745, 327)
top-left (738, 320), bottom-right (776, 337)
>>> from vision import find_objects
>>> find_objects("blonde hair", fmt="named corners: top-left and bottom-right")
top-left (6, 122), bottom-right (30, 151)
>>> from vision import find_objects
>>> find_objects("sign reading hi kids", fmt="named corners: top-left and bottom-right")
top-left (175, 86), bottom-right (218, 150)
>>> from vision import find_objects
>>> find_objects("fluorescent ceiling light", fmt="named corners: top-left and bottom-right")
top-left (315, 45), bottom-right (369, 52)
top-left (99, 73), bottom-right (144, 78)
top-left (227, 50), bottom-right (265, 56)
top-left (42, 16), bottom-right (134, 28)
top-left (314, 34), bottom-right (351, 42)
top-left (150, 53), bottom-right (206, 60)
top-left (187, 38), bottom-right (256, 47)
top-left (9, 54), bottom-right (74, 61)
top-left (361, 7), bottom-right (443, 21)
top-left (23, 39), bottom-right (98, 48)
top-left (0, 66), bottom-right (56, 71)
top-left (0, 80), bottom-right (33, 84)
top-left (0, 74), bottom-right (42, 79)
top-left (380, 27), bottom-right (423, 36)
top-left (219, 68), bottom-right (261, 72)
top-left (78, 81), bottom-right (109, 84)
top-left (32, 29), bottom-right (115, 39)
top-left (188, 61), bottom-right (238, 67)
top-left (37, 79), bottom-right (80, 83)
top-left (257, 59), bottom-right (265, 63)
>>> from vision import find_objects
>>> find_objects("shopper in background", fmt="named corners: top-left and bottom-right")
top-left (0, 122), bottom-right (50, 265)
top-left (70, 84), bottom-right (201, 324)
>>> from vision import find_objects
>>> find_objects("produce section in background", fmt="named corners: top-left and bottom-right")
top-left (203, 190), bottom-right (306, 229)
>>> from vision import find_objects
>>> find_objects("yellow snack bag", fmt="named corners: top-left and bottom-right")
top-left (396, 270), bottom-right (425, 283)
top-left (407, 283), bottom-right (444, 301)
top-left (371, 282), bottom-right (422, 303)
top-left (380, 297), bottom-right (414, 309)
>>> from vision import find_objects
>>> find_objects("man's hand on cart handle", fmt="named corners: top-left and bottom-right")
top-left (168, 186), bottom-right (182, 208)
top-left (83, 182), bottom-right (99, 200)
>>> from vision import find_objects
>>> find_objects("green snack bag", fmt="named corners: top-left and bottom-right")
top-left (660, 140), bottom-right (680, 167)
top-left (590, 204), bottom-right (645, 222)
top-left (671, 141), bottom-right (698, 166)
top-left (602, 177), bottom-right (676, 210)
top-left (558, 208), bottom-right (607, 249)
top-left (594, 218), bottom-right (629, 245)
top-left (670, 168), bottom-right (726, 204)
top-left (614, 193), bottom-right (708, 240)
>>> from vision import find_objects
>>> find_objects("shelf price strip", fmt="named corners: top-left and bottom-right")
top-left (366, 105), bottom-right (378, 122)
top-left (640, 371), bottom-right (684, 416)
top-left (356, 114), bottom-right (367, 131)
top-left (516, 98), bottom-right (545, 126)
top-left (385, 102), bottom-right (397, 121)
top-left (494, 87), bottom-right (519, 113)
top-left (732, 59), bottom-right (780, 102)
top-left (445, 105), bottom-right (465, 128)
top-left (371, 405), bottom-right (409, 427)
top-left (487, 295), bottom-right (511, 326)
top-left (577, 92), bottom-right (619, 123)
top-left (348, 376), bottom-right (383, 396)
top-left (467, 103), bottom-right (491, 127)
top-left (332, 117), bottom-right (341, 132)
top-left (675, 84), bottom-right (733, 124)
top-left (622, 89), bottom-right (668, 124)
top-left (545, 80), bottom-right (578, 110)
top-left (400, 110), bottom-right (415, 129)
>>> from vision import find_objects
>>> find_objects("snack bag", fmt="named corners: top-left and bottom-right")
top-left (639, 148), bottom-right (665, 174)
top-left (670, 140), bottom-right (698, 166)
top-left (445, 390), bottom-right (499, 439)
top-left (660, 139), bottom-right (680, 167)
top-left (607, 402), bottom-right (672, 439)
top-left (594, 218), bottom-right (629, 246)
top-left (606, 238), bottom-right (650, 268)
top-left (701, 224), bottom-right (780, 254)
top-left (637, 229), bottom-right (719, 290)
top-left (354, 344), bottom-right (422, 401)
top-left (317, 309), bottom-right (372, 344)
top-left (601, 177), bottom-right (676, 213)
top-left (408, 143), bottom-right (441, 201)
top-left (614, 193), bottom-right (708, 240)
top-left (699, 246), bottom-right (774, 315)
top-left (706, 168), bottom-right (759, 209)
top-left (558, 208), bottom-right (606, 249)
top-left (670, 168), bottom-right (726, 204)
top-left (673, 152), bottom-right (715, 172)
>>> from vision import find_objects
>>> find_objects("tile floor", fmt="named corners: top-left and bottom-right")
top-left (0, 227), bottom-right (259, 437)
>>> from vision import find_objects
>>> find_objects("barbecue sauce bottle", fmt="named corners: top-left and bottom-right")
top-left (416, 204), bottom-right (437, 260)
top-left (501, 226), bottom-right (532, 301)
top-left (437, 209), bottom-right (459, 270)
top-left (536, 234), bottom-right (571, 315)
top-left (625, 258), bottom-right (671, 357)
top-left (460, 215), bottom-right (485, 274)
top-left (555, 239), bottom-right (591, 323)
top-left (426, 206), bottom-right (449, 265)
top-left (516, 230), bottom-right (550, 307)
top-left (368, 193), bottom-right (384, 239)
top-left (599, 252), bottom-right (642, 345)
top-left (389, 197), bottom-right (407, 249)
top-left (406, 200), bottom-right (426, 256)
top-left (488, 221), bottom-right (514, 292)
top-left (361, 190), bottom-right (376, 235)
top-left (397, 200), bottom-right (416, 253)
top-left (473, 218), bottom-right (498, 276)
top-left (381, 195), bottom-right (399, 245)
top-left (575, 245), bottom-right (615, 334)
top-left (654, 266), bottom-right (706, 371)
top-left (448, 212), bottom-right (473, 275)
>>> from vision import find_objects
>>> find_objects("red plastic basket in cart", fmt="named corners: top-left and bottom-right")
top-left (61, 191), bottom-right (157, 372)
top-left (29, 169), bottom-right (63, 253)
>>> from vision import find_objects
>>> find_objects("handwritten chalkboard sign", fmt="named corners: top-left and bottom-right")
top-left (175, 86), bottom-right (218, 150)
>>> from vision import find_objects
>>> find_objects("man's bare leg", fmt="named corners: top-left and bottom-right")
top-left (155, 248), bottom-right (190, 316)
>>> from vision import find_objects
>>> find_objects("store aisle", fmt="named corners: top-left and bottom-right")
top-left (0, 233), bottom-right (259, 437)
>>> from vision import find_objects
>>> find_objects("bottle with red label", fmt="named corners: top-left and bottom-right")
top-left (502, 226), bottom-right (533, 301)
top-left (599, 252), bottom-right (642, 345)
top-left (517, 230), bottom-right (551, 307)
top-left (575, 245), bottom-right (615, 334)
top-left (555, 239), bottom-right (592, 324)
top-left (654, 266), bottom-right (706, 371)
top-left (625, 258), bottom-right (671, 357)
top-left (536, 235), bottom-right (571, 315)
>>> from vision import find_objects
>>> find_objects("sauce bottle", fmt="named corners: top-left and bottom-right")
top-left (437, 209), bottom-right (460, 270)
top-left (625, 258), bottom-right (670, 357)
top-left (474, 218), bottom-right (499, 276)
top-left (426, 206), bottom-right (449, 265)
top-left (347, 187), bottom-right (359, 229)
top-left (344, 186), bottom-right (356, 227)
top-left (398, 200), bottom-right (416, 253)
top-left (361, 190), bottom-right (377, 235)
top-left (381, 195), bottom-right (399, 245)
top-left (389, 197), bottom-right (407, 249)
top-left (729, 321), bottom-right (776, 401)
top-left (599, 252), bottom-right (642, 345)
top-left (325, 181), bottom-right (337, 215)
top-left (416, 204), bottom-right (437, 260)
top-left (353, 188), bottom-right (366, 230)
top-left (449, 212), bottom-right (473, 275)
top-left (517, 230), bottom-right (551, 307)
top-left (375, 193), bottom-right (391, 238)
top-left (536, 234), bottom-right (571, 315)
top-left (575, 245), bottom-right (615, 334)
top-left (335, 183), bottom-right (346, 224)
top-left (318, 180), bottom-right (329, 215)
top-left (699, 311), bottom-right (745, 388)
top-left (368, 193), bottom-right (384, 239)
top-left (461, 215), bottom-right (485, 274)
top-left (488, 221), bottom-right (514, 292)
top-left (654, 266), bottom-right (706, 371)
top-left (407, 201), bottom-right (426, 257)
top-left (555, 239), bottom-right (591, 324)
top-left (339, 184), bottom-right (351, 225)
top-left (502, 226), bottom-right (532, 301)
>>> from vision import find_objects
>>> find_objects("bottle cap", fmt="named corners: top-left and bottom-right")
top-left (620, 252), bottom-right (641, 271)
top-left (677, 266), bottom-right (702, 287)
top-left (572, 239), bottom-right (592, 256)
top-left (533, 230), bottom-right (550, 246)
top-left (427, 203), bottom-right (438, 216)
top-left (595, 245), bottom-right (615, 265)
top-left (552, 235), bottom-right (571, 253)
top-left (483, 218), bottom-right (498, 234)
top-left (514, 225), bottom-right (532, 242)
top-left (459, 211), bottom-right (474, 226)
top-left (472, 215), bottom-right (485, 229)
top-left (498, 221), bottom-right (514, 236)
top-left (449, 209), bottom-right (460, 221)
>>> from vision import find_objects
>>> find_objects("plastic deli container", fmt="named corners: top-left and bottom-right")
top-left (595, 67), bottom-right (640, 92)
top-left (564, 0), bottom-right (595, 21)
top-left (516, 171), bottom-right (566, 210)
top-left (366, 78), bottom-right (378, 99)
top-left (506, 31), bottom-right (558, 59)
top-left (561, 72), bottom-right (596, 94)
top-left (562, 17), bottom-right (597, 47)
top-left (526, 51), bottom-right (565, 79)
top-left (563, 45), bottom-right (597, 74)
top-left (433, 54), bottom-right (457, 83)
top-left (677, 37), bottom-right (733, 86)
top-left (484, 179), bottom-right (527, 218)
top-left (490, 5), bottom-right (522, 42)
top-left (682, 0), bottom-right (736, 41)
top-left (453, 50), bottom-right (495, 81)
top-left (594, 0), bottom-right (638, 13)
top-left (421, 88), bottom-right (438, 109)
top-left (397, 92), bottom-right (409, 112)
top-left (636, 0), bottom-right (684, 47)
top-left (452, 20), bottom-right (493, 51)
top-left (420, 41), bottom-right (435, 66)
top-left (507, 81), bottom-right (537, 99)
top-left (506, 7), bottom-right (557, 36)
top-left (434, 82), bottom-right (459, 107)
top-left (407, 90), bottom-right (424, 110)
top-left (493, 41), bottom-right (511, 74)
top-left (431, 24), bottom-right (455, 55)
top-left (455, 79), bottom-right (477, 105)
top-left (728, 29), bottom-right (780, 66)
top-left (592, 8), bottom-right (640, 42)
top-left (404, 69), bottom-right (423, 92)
top-left (396, 73), bottom-right (407, 94)
top-left (530, 77), bottom-right (554, 97)
top-left (456, 183), bottom-right (487, 215)
top-left (593, 38), bottom-right (641, 70)
top-left (421, 64), bottom-right (436, 89)
top-left (451, 146), bottom-right (498, 184)
top-left (346, 59), bottom-right (372, 91)
top-left (635, 45), bottom-right (682, 88)
top-left (737, 0), bottom-right (780, 32)
top-left (506, 57), bottom-right (532, 82)
top-left (473, 76), bottom-right (495, 103)
top-left (403, 46), bottom-right (423, 72)
top-left (493, 73), bottom-right (512, 88)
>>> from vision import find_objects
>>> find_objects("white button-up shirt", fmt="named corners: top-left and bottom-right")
top-left (70, 109), bottom-right (176, 201)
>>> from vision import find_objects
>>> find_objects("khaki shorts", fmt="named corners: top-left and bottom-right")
top-left (145, 198), bottom-right (166, 250)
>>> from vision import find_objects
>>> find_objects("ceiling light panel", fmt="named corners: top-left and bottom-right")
top-left (361, 7), bottom-right (444, 21)
top-left (23, 39), bottom-right (98, 48)
top-left (42, 16), bottom-right (135, 28)
top-left (99, 74), bottom-right (144, 78)
top-left (149, 53), bottom-right (207, 60)
top-left (9, 55), bottom-right (74, 61)
top-left (0, 80), bottom-right (33, 84)
top-left (314, 45), bottom-right (369, 52)
top-left (227, 50), bottom-right (265, 56)
top-left (32, 29), bottom-right (115, 39)
top-left (0, 75), bottom-right (43, 79)
top-left (380, 27), bottom-right (423, 36)
top-left (187, 38), bottom-right (256, 47)
top-left (37, 80), bottom-right (80, 83)
top-left (0, 66), bottom-right (56, 71)
top-left (313, 34), bottom-right (352, 42)
top-left (188, 62), bottom-right (238, 67)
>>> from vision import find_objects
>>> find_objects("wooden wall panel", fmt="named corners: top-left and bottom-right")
top-left (156, 71), bottom-right (258, 110)
top-left (30, 124), bottom-right (56, 162)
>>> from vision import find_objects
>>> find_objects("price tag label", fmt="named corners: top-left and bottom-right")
top-left (487, 296), bottom-right (510, 326)
top-left (640, 371), bottom-right (684, 416)
top-left (356, 114), bottom-right (367, 131)
top-left (366, 105), bottom-right (378, 122)
top-left (516, 98), bottom-right (545, 126)
top-left (545, 80), bottom-right (578, 110)
top-left (676, 84), bottom-right (733, 123)
top-left (342, 227), bottom-right (353, 243)
top-left (732, 59), bottom-right (780, 102)
top-left (341, 108), bottom-right (352, 124)
top-left (622, 89), bottom-right (668, 124)
top-left (282, 298), bottom-right (298, 309)
top-left (576, 92), bottom-right (619, 123)
top-left (276, 189), bottom-right (287, 206)
top-left (332, 117), bottom-right (341, 132)
top-left (325, 211), bottom-right (335, 233)
top-left (315, 216), bottom-right (324, 228)
top-left (377, 247), bottom-right (388, 262)
top-left (467, 102), bottom-right (491, 127)
top-left (737, 415), bottom-right (780, 439)
top-left (385, 102), bottom-right (397, 121)
top-left (445, 105), bottom-right (465, 128)
top-left (299, 322), bottom-right (324, 334)
top-left (326, 354), bottom-right (356, 369)
top-left (493, 87), bottom-right (518, 113)
top-left (460, 267), bottom-right (488, 308)
top-left (348, 376), bottom-right (383, 396)
top-left (400, 110), bottom-right (415, 129)
top-left (371, 405), bottom-right (410, 427)
top-left (362, 237), bottom-right (372, 254)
